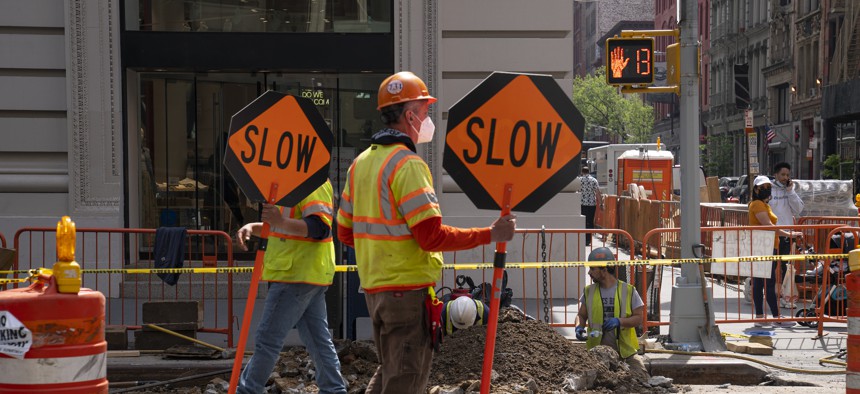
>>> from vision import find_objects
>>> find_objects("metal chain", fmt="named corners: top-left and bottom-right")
top-left (541, 226), bottom-right (549, 323)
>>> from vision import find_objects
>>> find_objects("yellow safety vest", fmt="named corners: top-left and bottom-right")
top-left (337, 143), bottom-right (443, 292)
top-left (584, 281), bottom-right (639, 358)
top-left (262, 180), bottom-right (335, 286)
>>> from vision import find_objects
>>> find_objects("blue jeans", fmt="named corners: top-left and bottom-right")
top-left (752, 256), bottom-right (781, 317)
top-left (238, 283), bottom-right (346, 394)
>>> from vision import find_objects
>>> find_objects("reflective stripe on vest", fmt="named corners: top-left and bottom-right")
top-left (263, 180), bottom-right (336, 285)
top-left (584, 281), bottom-right (639, 358)
top-left (347, 144), bottom-right (443, 292)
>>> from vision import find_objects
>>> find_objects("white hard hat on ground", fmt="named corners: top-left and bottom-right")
top-left (449, 296), bottom-right (478, 330)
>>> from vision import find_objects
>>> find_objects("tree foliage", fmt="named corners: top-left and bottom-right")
top-left (823, 153), bottom-right (853, 180)
top-left (702, 133), bottom-right (734, 177)
top-left (571, 69), bottom-right (655, 143)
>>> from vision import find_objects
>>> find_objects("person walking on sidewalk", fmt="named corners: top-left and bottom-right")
top-left (575, 247), bottom-right (649, 381)
top-left (235, 180), bottom-right (346, 394)
top-left (336, 71), bottom-right (516, 394)
top-left (579, 167), bottom-right (600, 246)
top-left (748, 175), bottom-right (802, 328)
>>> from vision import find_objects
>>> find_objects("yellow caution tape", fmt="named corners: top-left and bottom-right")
top-left (0, 253), bottom-right (846, 277)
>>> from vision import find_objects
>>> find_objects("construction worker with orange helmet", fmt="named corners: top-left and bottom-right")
top-left (336, 71), bottom-right (516, 393)
top-left (575, 247), bottom-right (649, 381)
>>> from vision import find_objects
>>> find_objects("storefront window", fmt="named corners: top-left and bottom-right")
top-left (125, 0), bottom-right (391, 33)
top-left (134, 72), bottom-right (385, 246)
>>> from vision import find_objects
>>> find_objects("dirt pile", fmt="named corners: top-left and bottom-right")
top-left (427, 308), bottom-right (677, 393)
top-left (123, 308), bottom-right (681, 393)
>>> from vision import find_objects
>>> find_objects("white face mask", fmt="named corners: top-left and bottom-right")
top-left (411, 114), bottom-right (435, 144)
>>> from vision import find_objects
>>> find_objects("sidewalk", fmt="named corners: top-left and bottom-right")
top-left (544, 237), bottom-right (848, 390)
top-left (547, 258), bottom-right (848, 391)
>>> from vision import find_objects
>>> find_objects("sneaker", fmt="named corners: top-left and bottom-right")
top-left (753, 321), bottom-right (771, 328)
top-left (773, 320), bottom-right (796, 328)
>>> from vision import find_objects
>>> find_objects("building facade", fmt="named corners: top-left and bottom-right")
top-left (573, 0), bottom-right (654, 77)
top-left (0, 0), bottom-right (581, 338)
top-left (821, 0), bottom-right (860, 186)
top-left (706, 0), bottom-right (771, 176)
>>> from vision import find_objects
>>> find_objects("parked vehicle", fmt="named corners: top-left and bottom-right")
top-left (727, 175), bottom-right (749, 204)
top-left (672, 164), bottom-right (707, 197)
top-left (719, 176), bottom-right (739, 202)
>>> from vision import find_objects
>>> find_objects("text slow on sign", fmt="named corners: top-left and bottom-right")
top-left (224, 91), bottom-right (332, 207)
top-left (445, 73), bottom-right (584, 212)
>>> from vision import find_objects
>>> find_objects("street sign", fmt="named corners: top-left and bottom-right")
top-left (223, 91), bottom-right (333, 207)
top-left (605, 37), bottom-right (655, 85)
top-left (444, 72), bottom-right (584, 212)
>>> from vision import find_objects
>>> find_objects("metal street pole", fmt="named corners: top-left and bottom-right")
top-left (668, 0), bottom-right (711, 347)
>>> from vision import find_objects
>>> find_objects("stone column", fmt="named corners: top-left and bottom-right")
top-left (65, 0), bottom-right (123, 227)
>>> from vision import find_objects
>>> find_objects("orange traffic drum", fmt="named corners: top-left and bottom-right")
top-left (0, 275), bottom-right (107, 393)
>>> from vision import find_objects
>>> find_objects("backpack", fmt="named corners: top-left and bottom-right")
top-left (438, 273), bottom-right (514, 308)
top-left (438, 275), bottom-right (476, 303)
top-left (470, 271), bottom-right (513, 308)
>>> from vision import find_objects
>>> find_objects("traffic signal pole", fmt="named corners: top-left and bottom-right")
top-left (667, 0), bottom-right (712, 347)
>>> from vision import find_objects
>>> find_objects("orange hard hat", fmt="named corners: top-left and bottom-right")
top-left (377, 71), bottom-right (437, 110)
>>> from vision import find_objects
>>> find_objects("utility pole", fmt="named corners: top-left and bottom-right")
top-left (667, 0), bottom-right (712, 348)
top-left (602, 3), bottom-right (713, 348)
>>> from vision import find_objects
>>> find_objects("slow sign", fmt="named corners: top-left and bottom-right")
top-left (444, 72), bottom-right (585, 212)
top-left (223, 91), bottom-right (333, 207)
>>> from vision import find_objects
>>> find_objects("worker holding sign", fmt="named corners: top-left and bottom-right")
top-left (336, 71), bottom-right (516, 393)
top-left (235, 180), bottom-right (346, 394)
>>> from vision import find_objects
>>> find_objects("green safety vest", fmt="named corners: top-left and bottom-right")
top-left (337, 143), bottom-right (443, 292)
top-left (584, 281), bottom-right (639, 358)
top-left (262, 180), bottom-right (335, 286)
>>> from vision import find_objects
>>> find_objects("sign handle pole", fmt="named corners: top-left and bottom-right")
top-left (480, 183), bottom-right (513, 394)
top-left (228, 183), bottom-right (278, 394)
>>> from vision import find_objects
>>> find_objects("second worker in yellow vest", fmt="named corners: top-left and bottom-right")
top-left (576, 247), bottom-right (649, 382)
top-left (336, 71), bottom-right (516, 394)
top-left (235, 180), bottom-right (346, 394)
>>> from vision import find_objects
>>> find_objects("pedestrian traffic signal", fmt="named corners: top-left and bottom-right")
top-left (605, 37), bottom-right (654, 85)
top-left (666, 43), bottom-right (680, 87)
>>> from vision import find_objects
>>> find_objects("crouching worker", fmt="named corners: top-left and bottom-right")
top-left (575, 247), bottom-right (649, 381)
top-left (441, 296), bottom-right (489, 335)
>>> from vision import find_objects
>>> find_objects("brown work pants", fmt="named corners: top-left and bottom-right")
top-left (365, 289), bottom-right (433, 394)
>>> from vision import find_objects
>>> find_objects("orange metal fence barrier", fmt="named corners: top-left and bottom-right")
top-left (438, 228), bottom-right (638, 330)
top-left (600, 196), bottom-right (752, 260)
top-left (640, 224), bottom-right (853, 335)
top-left (799, 216), bottom-right (860, 256)
top-left (12, 227), bottom-right (236, 347)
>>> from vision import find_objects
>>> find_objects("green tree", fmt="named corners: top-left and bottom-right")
top-left (823, 153), bottom-right (853, 180)
top-left (702, 133), bottom-right (734, 177)
top-left (572, 69), bottom-right (654, 143)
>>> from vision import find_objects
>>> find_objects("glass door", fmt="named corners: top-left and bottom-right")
top-left (134, 71), bottom-right (387, 254)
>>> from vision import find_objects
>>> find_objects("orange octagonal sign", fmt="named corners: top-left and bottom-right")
top-left (444, 72), bottom-right (584, 212)
top-left (224, 91), bottom-right (332, 207)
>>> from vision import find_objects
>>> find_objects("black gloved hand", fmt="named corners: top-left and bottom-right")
top-left (575, 326), bottom-right (587, 341)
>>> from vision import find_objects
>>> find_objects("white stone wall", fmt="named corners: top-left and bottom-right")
top-left (0, 0), bottom-right (123, 245)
